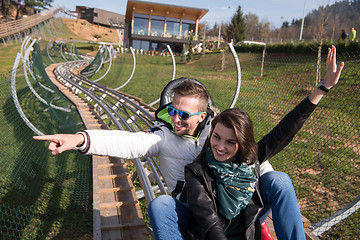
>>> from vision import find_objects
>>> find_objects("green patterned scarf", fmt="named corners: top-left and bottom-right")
top-left (206, 147), bottom-right (257, 220)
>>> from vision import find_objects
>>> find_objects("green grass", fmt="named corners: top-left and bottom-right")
top-left (0, 39), bottom-right (93, 239)
top-left (0, 24), bottom-right (359, 239)
top-left (0, 43), bottom-right (22, 73)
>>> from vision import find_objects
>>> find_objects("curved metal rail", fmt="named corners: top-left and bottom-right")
top-left (20, 37), bottom-right (72, 113)
top-left (11, 53), bottom-right (44, 136)
top-left (46, 40), bottom-right (57, 64)
top-left (148, 44), bottom-right (176, 106)
top-left (92, 45), bottom-right (115, 82)
top-left (114, 47), bottom-right (136, 90)
top-left (228, 42), bottom-right (242, 109)
top-left (57, 59), bottom-right (167, 194)
top-left (59, 41), bottom-right (69, 62)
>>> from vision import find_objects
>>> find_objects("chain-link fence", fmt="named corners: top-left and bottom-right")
top-left (95, 48), bottom-right (359, 239)
top-left (1, 31), bottom-right (358, 239)
top-left (0, 48), bottom-right (93, 238)
top-left (234, 51), bottom-right (359, 239)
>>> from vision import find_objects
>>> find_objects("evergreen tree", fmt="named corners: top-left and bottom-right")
top-left (8, 0), bottom-right (53, 20)
top-left (24, 0), bottom-right (53, 13)
top-left (180, 44), bottom-right (186, 62)
top-left (186, 35), bottom-right (193, 62)
top-left (225, 5), bottom-right (246, 43)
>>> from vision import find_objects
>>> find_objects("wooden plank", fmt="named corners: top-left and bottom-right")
top-left (100, 201), bottom-right (138, 208)
top-left (101, 222), bottom-right (147, 231)
top-left (99, 187), bottom-right (134, 193)
top-left (98, 163), bottom-right (125, 168)
top-left (302, 215), bottom-right (311, 229)
top-left (99, 174), bottom-right (129, 180)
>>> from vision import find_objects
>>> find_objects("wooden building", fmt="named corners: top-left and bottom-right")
top-left (124, 0), bottom-right (208, 53)
top-left (76, 6), bottom-right (125, 28)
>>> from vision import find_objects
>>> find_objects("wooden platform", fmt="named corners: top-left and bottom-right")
top-left (46, 64), bottom-right (149, 240)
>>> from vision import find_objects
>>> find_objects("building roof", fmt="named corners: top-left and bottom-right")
top-left (125, 0), bottom-right (208, 23)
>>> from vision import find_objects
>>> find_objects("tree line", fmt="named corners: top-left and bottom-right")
top-left (1, 0), bottom-right (52, 20)
top-left (202, 0), bottom-right (359, 44)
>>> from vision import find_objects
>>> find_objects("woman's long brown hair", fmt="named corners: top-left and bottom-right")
top-left (208, 108), bottom-right (258, 164)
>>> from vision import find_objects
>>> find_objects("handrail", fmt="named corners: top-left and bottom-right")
top-left (0, 7), bottom-right (61, 38)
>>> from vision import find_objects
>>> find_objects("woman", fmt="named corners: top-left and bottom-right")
top-left (147, 45), bottom-right (343, 240)
top-left (184, 108), bottom-right (302, 240)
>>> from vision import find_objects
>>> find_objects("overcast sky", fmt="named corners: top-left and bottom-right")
top-left (53, 0), bottom-right (340, 28)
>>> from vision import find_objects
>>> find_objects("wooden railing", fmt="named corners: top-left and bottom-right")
top-left (0, 7), bottom-right (61, 38)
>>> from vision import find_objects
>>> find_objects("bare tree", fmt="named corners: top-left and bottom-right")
top-left (313, 1), bottom-right (331, 83)
top-left (245, 13), bottom-right (259, 39)
top-left (15, 0), bottom-right (21, 20)
top-left (259, 19), bottom-right (271, 42)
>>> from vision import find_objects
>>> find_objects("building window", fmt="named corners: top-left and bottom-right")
top-left (94, 12), bottom-right (98, 17)
top-left (150, 42), bottom-right (158, 51)
top-left (166, 17), bottom-right (180, 38)
top-left (134, 13), bottom-right (149, 35)
top-left (150, 15), bottom-right (164, 37)
top-left (133, 40), bottom-right (150, 51)
top-left (181, 19), bottom-right (196, 39)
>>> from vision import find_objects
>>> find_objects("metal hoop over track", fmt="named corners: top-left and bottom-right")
top-left (228, 42), bottom-right (241, 108)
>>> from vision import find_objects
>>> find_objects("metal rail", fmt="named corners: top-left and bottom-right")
top-left (11, 53), bottom-right (44, 136)
top-left (54, 60), bottom-right (166, 200)
top-left (51, 59), bottom-right (168, 239)
top-left (93, 45), bottom-right (115, 82)
top-left (228, 42), bottom-right (242, 109)
top-left (148, 44), bottom-right (176, 106)
top-left (114, 47), bottom-right (136, 90)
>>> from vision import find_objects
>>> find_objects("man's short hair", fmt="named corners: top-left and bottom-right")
top-left (173, 80), bottom-right (210, 111)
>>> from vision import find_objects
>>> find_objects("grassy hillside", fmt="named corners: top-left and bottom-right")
top-left (0, 44), bottom-right (21, 73)
top-left (59, 18), bottom-right (120, 43)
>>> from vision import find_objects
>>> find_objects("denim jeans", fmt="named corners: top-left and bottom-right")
top-left (148, 194), bottom-right (193, 240)
top-left (148, 171), bottom-right (306, 240)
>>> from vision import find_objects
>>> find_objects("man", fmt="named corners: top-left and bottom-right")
top-left (34, 46), bottom-right (344, 240)
top-left (349, 27), bottom-right (356, 42)
top-left (35, 79), bottom-right (213, 196)
top-left (340, 29), bottom-right (348, 42)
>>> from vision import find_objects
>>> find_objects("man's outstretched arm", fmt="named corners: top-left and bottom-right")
top-left (33, 133), bottom-right (85, 155)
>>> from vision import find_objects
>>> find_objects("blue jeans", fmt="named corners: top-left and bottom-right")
top-left (258, 171), bottom-right (306, 240)
top-left (148, 171), bottom-right (305, 240)
top-left (148, 194), bottom-right (193, 240)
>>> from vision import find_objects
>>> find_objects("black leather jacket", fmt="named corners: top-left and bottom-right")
top-left (183, 97), bottom-right (317, 240)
